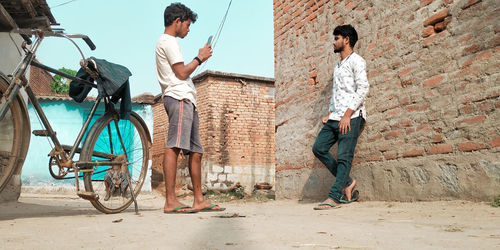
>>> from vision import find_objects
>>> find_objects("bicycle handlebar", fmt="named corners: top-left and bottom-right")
top-left (82, 37), bottom-right (96, 50)
top-left (20, 34), bottom-right (32, 45)
top-left (13, 28), bottom-right (96, 50)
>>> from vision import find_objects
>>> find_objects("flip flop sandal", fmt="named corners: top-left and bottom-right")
top-left (164, 206), bottom-right (199, 214)
top-left (340, 190), bottom-right (360, 204)
top-left (199, 204), bottom-right (226, 212)
top-left (313, 202), bottom-right (340, 210)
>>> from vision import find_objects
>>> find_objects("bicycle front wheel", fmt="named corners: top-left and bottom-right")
top-left (80, 111), bottom-right (151, 213)
top-left (0, 76), bottom-right (30, 195)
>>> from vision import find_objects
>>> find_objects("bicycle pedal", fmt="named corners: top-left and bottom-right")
top-left (77, 191), bottom-right (98, 201)
top-left (32, 130), bottom-right (54, 136)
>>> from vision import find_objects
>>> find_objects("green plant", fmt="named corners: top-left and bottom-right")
top-left (50, 67), bottom-right (76, 94)
top-left (493, 194), bottom-right (500, 207)
top-left (204, 186), bottom-right (247, 202)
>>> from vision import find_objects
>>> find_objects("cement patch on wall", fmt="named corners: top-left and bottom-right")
top-left (277, 152), bottom-right (500, 201)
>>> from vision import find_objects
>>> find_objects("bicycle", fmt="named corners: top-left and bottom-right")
top-left (0, 28), bottom-right (151, 214)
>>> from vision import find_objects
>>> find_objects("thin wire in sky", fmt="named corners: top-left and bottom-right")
top-left (51, 0), bottom-right (78, 9)
top-left (194, 0), bottom-right (232, 76)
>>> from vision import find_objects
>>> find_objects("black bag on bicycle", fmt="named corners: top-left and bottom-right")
top-left (69, 57), bottom-right (132, 119)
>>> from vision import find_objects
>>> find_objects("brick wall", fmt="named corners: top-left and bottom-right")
top-left (274, 0), bottom-right (500, 201)
top-left (151, 71), bottom-right (275, 194)
top-left (29, 62), bottom-right (55, 96)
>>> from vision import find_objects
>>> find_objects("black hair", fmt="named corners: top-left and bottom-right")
top-left (333, 24), bottom-right (358, 48)
top-left (164, 2), bottom-right (197, 27)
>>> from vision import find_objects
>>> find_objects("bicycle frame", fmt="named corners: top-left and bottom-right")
top-left (0, 29), bottom-right (123, 189)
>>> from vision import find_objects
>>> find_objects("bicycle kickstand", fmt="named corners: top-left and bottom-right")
top-left (124, 169), bottom-right (139, 215)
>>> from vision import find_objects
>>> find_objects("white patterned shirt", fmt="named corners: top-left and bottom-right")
top-left (328, 52), bottom-right (369, 121)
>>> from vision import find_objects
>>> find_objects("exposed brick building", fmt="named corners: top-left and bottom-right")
top-left (274, 0), bottom-right (499, 201)
top-left (151, 70), bottom-right (275, 194)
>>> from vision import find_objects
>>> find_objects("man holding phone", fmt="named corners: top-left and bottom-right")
top-left (156, 3), bottom-right (224, 213)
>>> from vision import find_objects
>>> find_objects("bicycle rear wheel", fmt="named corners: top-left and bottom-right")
top-left (80, 111), bottom-right (151, 213)
top-left (0, 75), bottom-right (30, 195)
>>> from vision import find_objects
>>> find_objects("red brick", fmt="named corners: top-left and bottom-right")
top-left (370, 133), bottom-right (383, 141)
top-left (406, 104), bottom-right (429, 112)
top-left (423, 29), bottom-right (447, 46)
top-left (386, 130), bottom-right (403, 138)
top-left (457, 142), bottom-right (488, 152)
top-left (422, 26), bottom-right (435, 37)
top-left (401, 120), bottom-right (412, 127)
top-left (304, 13), bottom-right (317, 23)
top-left (421, 0), bottom-right (434, 5)
top-left (417, 123), bottom-right (430, 131)
top-left (491, 137), bottom-right (500, 147)
top-left (432, 134), bottom-right (444, 143)
top-left (403, 148), bottom-right (425, 158)
top-left (365, 9), bottom-right (373, 20)
top-left (456, 115), bottom-right (486, 126)
top-left (434, 17), bottom-right (451, 32)
top-left (461, 56), bottom-right (474, 68)
top-left (379, 144), bottom-right (390, 152)
top-left (399, 67), bottom-right (413, 76)
top-left (318, 5), bottom-right (325, 15)
top-left (345, 2), bottom-right (355, 10)
top-left (463, 44), bottom-right (481, 54)
top-left (424, 9), bottom-right (449, 27)
top-left (476, 50), bottom-right (492, 60)
top-left (384, 151), bottom-right (399, 160)
top-left (489, 35), bottom-right (500, 47)
top-left (423, 75), bottom-right (444, 88)
top-left (461, 0), bottom-right (482, 10)
top-left (406, 127), bottom-right (416, 134)
top-left (387, 107), bottom-right (402, 116)
top-left (478, 101), bottom-right (493, 112)
top-left (368, 154), bottom-right (383, 162)
top-left (428, 144), bottom-right (453, 155)
top-left (309, 70), bottom-right (318, 78)
top-left (399, 97), bottom-right (410, 106)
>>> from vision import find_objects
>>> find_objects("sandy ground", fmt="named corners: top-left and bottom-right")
top-left (0, 192), bottom-right (499, 250)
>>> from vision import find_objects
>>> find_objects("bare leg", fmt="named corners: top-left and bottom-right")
top-left (163, 148), bottom-right (192, 212)
top-left (344, 178), bottom-right (357, 201)
top-left (188, 152), bottom-right (221, 210)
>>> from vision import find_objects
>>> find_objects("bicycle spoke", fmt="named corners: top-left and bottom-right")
top-left (80, 112), bottom-right (149, 213)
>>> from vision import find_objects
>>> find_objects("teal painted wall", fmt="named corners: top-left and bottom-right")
top-left (22, 99), bottom-right (153, 188)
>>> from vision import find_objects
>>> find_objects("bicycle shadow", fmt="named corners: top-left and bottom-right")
top-left (0, 199), bottom-right (101, 220)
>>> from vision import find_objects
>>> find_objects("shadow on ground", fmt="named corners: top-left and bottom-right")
top-left (0, 197), bottom-right (159, 220)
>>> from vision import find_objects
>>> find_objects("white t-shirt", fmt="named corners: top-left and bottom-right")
top-left (155, 34), bottom-right (197, 106)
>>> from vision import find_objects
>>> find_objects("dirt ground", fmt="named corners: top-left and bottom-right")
top-left (0, 192), bottom-right (499, 250)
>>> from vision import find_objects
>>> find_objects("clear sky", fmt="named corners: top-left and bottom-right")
top-left (36, 0), bottom-right (274, 97)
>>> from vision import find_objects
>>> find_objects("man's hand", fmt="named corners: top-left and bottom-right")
top-left (198, 43), bottom-right (212, 62)
top-left (322, 111), bottom-right (332, 124)
top-left (339, 108), bottom-right (355, 134)
top-left (339, 115), bottom-right (351, 135)
top-left (322, 116), bottom-right (329, 124)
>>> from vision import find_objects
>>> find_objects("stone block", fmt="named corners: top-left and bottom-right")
top-left (212, 165), bottom-right (224, 173)
top-left (206, 172), bottom-right (218, 182)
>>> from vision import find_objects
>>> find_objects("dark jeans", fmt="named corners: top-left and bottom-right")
top-left (312, 117), bottom-right (364, 203)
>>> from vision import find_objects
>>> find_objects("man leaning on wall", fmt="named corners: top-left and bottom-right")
top-left (312, 24), bottom-right (369, 210)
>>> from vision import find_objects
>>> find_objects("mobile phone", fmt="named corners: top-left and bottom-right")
top-left (207, 35), bottom-right (213, 45)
